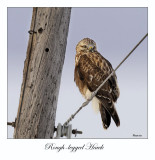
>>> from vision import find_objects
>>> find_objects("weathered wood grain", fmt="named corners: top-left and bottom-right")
top-left (14, 7), bottom-right (71, 138)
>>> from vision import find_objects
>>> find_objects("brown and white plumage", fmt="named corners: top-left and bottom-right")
top-left (74, 38), bottom-right (120, 129)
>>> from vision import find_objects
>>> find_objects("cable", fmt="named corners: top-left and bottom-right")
top-left (63, 33), bottom-right (148, 126)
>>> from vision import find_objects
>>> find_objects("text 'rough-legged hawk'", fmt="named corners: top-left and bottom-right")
top-left (74, 38), bottom-right (120, 129)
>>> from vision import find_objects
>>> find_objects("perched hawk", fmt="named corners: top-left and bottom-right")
top-left (74, 38), bottom-right (120, 129)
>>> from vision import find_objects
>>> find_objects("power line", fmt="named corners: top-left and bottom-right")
top-left (63, 33), bottom-right (148, 126)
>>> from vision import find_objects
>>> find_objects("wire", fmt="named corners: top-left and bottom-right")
top-left (63, 33), bottom-right (148, 126)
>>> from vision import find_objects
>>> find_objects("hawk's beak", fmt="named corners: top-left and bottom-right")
top-left (89, 46), bottom-right (94, 52)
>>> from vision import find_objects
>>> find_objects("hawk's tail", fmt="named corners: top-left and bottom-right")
top-left (99, 104), bottom-right (111, 129)
top-left (99, 100), bottom-right (120, 129)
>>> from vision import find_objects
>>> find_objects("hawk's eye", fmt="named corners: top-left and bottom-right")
top-left (83, 45), bottom-right (87, 48)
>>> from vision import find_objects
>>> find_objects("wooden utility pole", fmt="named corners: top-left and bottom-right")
top-left (13, 7), bottom-right (71, 138)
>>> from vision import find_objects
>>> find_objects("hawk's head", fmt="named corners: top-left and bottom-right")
top-left (76, 38), bottom-right (97, 54)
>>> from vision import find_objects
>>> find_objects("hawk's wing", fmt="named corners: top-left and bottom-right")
top-left (104, 58), bottom-right (120, 102)
top-left (76, 54), bottom-right (120, 127)
top-left (77, 54), bottom-right (119, 101)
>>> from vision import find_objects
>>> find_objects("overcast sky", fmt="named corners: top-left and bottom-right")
top-left (8, 7), bottom-right (148, 138)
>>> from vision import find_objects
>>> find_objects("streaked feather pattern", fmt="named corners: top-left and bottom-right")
top-left (74, 38), bottom-right (120, 129)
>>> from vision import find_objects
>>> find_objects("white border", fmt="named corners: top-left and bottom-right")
top-left (1, 0), bottom-right (155, 159)
top-left (2, 0), bottom-right (148, 7)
